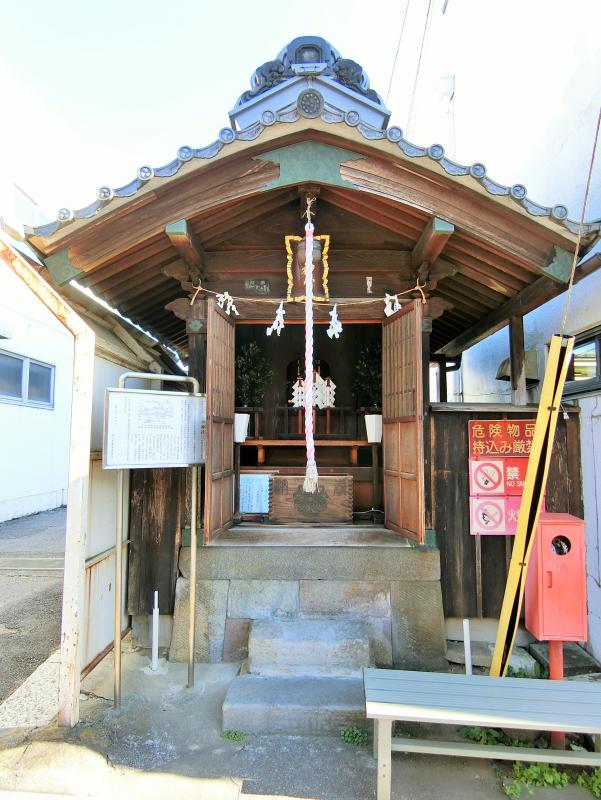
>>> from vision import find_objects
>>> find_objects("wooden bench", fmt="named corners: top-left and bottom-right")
top-left (364, 668), bottom-right (601, 800)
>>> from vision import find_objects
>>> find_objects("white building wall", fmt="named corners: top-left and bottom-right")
top-left (0, 262), bottom-right (73, 521)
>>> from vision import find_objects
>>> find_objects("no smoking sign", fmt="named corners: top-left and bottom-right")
top-left (469, 459), bottom-right (504, 495)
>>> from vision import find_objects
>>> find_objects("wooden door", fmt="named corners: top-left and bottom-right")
top-left (382, 301), bottom-right (425, 542)
top-left (204, 298), bottom-right (235, 543)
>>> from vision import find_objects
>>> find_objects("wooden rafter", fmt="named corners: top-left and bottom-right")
top-left (165, 219), bottom-right (205, 279)
top-left (412, 218), bottom-right (455, 276)
top-left (437, 276), bottom-right (564, 356)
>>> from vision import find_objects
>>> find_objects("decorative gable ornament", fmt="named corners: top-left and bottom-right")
top-left (229, 36), bottom-right (390, 132)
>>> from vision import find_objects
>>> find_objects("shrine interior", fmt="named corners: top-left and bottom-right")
top-left (236, 322), bottom-right (382, 512)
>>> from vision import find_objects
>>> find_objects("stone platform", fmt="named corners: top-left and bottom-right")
top-left (170, 526), bottom-right (447, 671)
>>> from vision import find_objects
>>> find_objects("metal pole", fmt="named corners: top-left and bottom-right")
top-left (188, 463), bottom-right (198, 688)
top-left (114, 468), bottom-right (124, 709)
top-left (549, 640), bottom-right (565, 750)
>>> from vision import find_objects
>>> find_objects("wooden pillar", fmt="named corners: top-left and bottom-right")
top-left (422, 318), bottom-right (433, 531)
top-left (509, 315), bottom-right (527, 405)
top-left (233, 442), bottom-right (241, 524)
top-left (187, 296), bottom-right (207, 390)
top-left (438, 359), bottom-right (448, 403)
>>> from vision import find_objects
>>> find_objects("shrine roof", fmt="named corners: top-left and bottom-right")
top-left (6, 36), bottom-right (601, 358)
top-left (17, 35), bottom-right (599, 243)
top-left (22, 113), bottom-right (598, 243)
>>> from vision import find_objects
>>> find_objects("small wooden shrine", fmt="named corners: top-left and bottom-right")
top-left (20, 36), bottom-right (600, 672)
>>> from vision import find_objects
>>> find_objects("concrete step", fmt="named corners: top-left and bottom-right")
top-left (530, 642), bottom-right (601, 677)
top-left (446, 640), bottom-right (539, 675)
top-left (248, 618), bottom-right (371, 677)
top-left (222, 674), bottom-right (365, 735)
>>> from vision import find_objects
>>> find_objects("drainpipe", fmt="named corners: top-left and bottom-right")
top-left (0, 235), bottom-right (95, 727)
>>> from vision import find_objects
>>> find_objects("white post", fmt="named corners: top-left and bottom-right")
top-left (151, 590), bottom-right (159, 671)
top-left (0, 237), bottom-right (95, 728)
top-left (114, 469), bottom-right (124, 708)
top-left (463, 618), bottom-right (473, 676)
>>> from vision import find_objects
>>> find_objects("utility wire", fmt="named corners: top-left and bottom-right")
top-left (406, 0), bottom-right (434, 138)
top-left (384, 1), bottom-right (411, 106)
top-left (560, 105), bottom-right (601, 335)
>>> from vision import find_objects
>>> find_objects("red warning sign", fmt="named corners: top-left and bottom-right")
top-left (470, 498), bottom-right (507, 534)
top-left (469, 458), bottom-right (530, 496)
top-left (469, 460), bottom-right (504, 494)
top-left (469, 495), bottom-right (546, 536)
top-left (468, 419), bottom-right (536, 458)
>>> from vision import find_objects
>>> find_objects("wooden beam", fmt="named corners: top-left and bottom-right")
top-left (321, 188), bottom-right (421, 244)
top-left (341, 154), bottom-right (576, 266)
top-left (36, 157), bottom-right (279, 269)
top-left (164, 219), bottom-right (205, 279)
top-left (412, 217), bottom-right (455, 274)
top-left (200, 189), bottom-right (298, 245)
top-left (437, 276), bottom-right (560, 356)
top-left (509, 315), bottom-right (528, 405)
top-left (205, 249), bottom-right (412, 273)
top-left (44, 249), bottom-right (84, 285)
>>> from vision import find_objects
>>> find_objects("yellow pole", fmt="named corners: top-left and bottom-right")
top-left (490, 334), bottom-right (574, 677)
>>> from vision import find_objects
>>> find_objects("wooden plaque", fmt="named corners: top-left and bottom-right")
top-left (268, 475), bottom-right (353, 524)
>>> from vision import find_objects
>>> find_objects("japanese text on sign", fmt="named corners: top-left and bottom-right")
top-left (469, 495), bottom-right (546, 536)
top-left (103, 388), bottom-right (206, 469)
top-left (239, 474), bottom-right (270, 514)
top-left (468, 419), bottom-right (536, 458)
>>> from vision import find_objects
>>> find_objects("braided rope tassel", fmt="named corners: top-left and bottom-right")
top-left (303, 220), bottom-right (318, 493)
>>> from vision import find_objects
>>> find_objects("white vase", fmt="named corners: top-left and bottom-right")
top-left (365, 414), bottom-right (382, 443)
top-left (234, 412), bottom-right (250, 443)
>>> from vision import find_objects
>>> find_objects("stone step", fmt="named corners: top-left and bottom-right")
top-left (222, 674), bottom-right (365, 735)
top-left (248, 618), bottom-right (371, 677)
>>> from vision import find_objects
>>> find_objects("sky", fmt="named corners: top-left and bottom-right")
top-left (1, 0), bottom-right (600, 224)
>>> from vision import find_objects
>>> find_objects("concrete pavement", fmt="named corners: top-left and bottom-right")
top-left (0, 640), bottom-right (594, 799)
top-left (0, 508), bottom-right (65, 702)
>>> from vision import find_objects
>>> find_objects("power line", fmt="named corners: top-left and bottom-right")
top-left (384, 1), bottom-right (411, 106)
top-left (406, 0), bottom-right (434, 138)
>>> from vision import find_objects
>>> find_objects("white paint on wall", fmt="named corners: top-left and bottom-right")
top-left (580, 395), bottom-right (601, 660)
top-left (0, 262), bottom-right (73, 521)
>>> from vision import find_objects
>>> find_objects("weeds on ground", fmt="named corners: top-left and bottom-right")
top-left (507, 664), bottom-right (549, 679)
top-left (459, 726), bottom-right (528, 748)
top-left (503, 764), bottom-right (601, 798)
top-left (503, 763), bottom-right (569, 797)
top-left (340, 726), bottom-right (368, 746)
top-left (221, 729), bottom-right (246, 741)
top-left (577, 769), bottom-right (601, 798)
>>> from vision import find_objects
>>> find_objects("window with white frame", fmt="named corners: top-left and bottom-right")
top-left (564, 326), bottom-right (601, 397)
top-left (0, 351), bottom-right (55, 407)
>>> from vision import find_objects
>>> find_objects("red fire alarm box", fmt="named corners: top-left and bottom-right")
top-left (525, 512), bottom-right (587, 641)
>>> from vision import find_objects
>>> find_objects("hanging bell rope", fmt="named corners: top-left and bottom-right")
top-left (303, 196), bottom-right (318, 493)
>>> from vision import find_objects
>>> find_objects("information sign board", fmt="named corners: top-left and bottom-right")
top-left (103, 388), bottom-right (206, 469)
top-left (239, 473), bottom-right (270, 514)
top-left (468, 419), bottom-right (536, 458)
